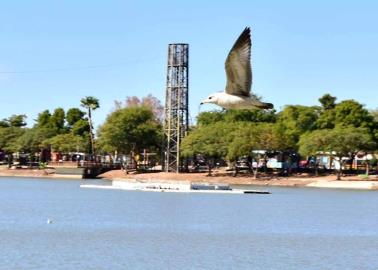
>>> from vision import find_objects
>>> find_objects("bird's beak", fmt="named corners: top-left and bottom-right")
top-left (200, 99), bottom-right (208, 105)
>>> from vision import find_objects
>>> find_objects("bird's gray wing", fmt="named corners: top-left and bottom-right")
top-left (225, 27), bottom-right (252, 97)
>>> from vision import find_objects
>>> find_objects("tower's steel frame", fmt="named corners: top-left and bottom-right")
top-left (163, 44), bottom-right (189, 172)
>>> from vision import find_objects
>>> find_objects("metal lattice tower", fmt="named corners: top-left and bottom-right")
top-left (164, 44), bottom-right (189, 172)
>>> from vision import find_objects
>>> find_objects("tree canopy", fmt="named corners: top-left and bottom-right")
top-left (0, 115), bottom-right (27, 128)
top-left (181, 122), bottom-right (290, 162)
top-left (181, 122), bottom-right (235, 159)
top-left (45, 133), bottom-right (88, 153)
top-left (97, 106), bottom-right (162, 154)
top-left (298, 126), bottom-right (376, 179)
top-left (1, 93), bottom-right (378, 172)
top-left (196, 109), bottom-right (276, 127)
top-left (114, 94), bottom-right (164, 122)
top-left (66, 108), bottom-right (85, 127)
top-left (0, 106), bottom-right (90, 155)
top-left (319, 94), bottom-right (337, 110)
top-left (276, 105), bottom-right (320, 149)
top-left (181, 93), bottom-right (378, 168)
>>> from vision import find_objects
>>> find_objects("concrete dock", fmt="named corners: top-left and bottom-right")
top-left (81, 180), bottom-right (271, 194)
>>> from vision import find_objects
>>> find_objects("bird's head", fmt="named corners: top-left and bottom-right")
top-left (200, 93), bottom-right (220, 105)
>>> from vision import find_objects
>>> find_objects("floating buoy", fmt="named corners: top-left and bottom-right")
top-left (47, 219), bottom-right (53, 224)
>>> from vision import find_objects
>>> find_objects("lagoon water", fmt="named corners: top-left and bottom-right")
top-left (1, 177), bottom-right (378, 270)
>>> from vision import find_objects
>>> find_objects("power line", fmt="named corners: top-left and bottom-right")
top-left (0, 63), bottom-right (131, 74)
top-left (0, 56), bottom-right (164, 74)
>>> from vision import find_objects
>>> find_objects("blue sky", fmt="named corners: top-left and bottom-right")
top-left (1, 0), bottom-right (377, 127)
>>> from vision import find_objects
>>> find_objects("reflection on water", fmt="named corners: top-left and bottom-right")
top-left (1, 177), bottom-right (378, 270)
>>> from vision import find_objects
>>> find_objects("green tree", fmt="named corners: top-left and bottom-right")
top-left (50, 108), bottom-right (65, 132)
top-left (115, 94), bottom-right (164, 122)
top-left (0, 127), bottom-right (26, 153)
top-left (44, 133), bottom-right (88, 153)
top-left (71, 119), bottom-right (90, 136)
top-left (224, 109), bottom-right (277, 123)
top-left (334, 100), bottom-right (374, 128)
top-left (66, 108), bottom-right (86, 127)
top-left (227, 123), bottom-right (287, 161)
top-left (8, 114), bottom-right (27, 127)
top-left (277, 105), bottom-right (320, 149)
top-left (196, 111), bottom-right (225, 126)
top-left (319, 93), bottom-right (337, 110)
top-left (299, 127), bottom-right (376, 180)
top-left (197, 109), bottom-right (276, 127)
top-left (228, 123), bottom-right (289, 178)
top-left (97, 106), bottom-right (162, 155)
top-left (317, 99), bottom-right (374, 130)
top-left (371, 109), bottom-right (378, 122)
top-left (316, 110), bottom-right (336, 129)
top-left (15, 127), bottom-right (57, 154)
top-left (0, 115), bottom-right (27, 128)
top-left (181, 122), bottom-right (237, 175)
top-left (36, 110), bottom-right (52, 128)
top-left (181, 122), bottom-right (234, 159)
top-left (80, 96), bottom-right (100, 155)
top-left (17, 108), bottom-right (67, 155)
top-left (181, 121), bottom-right (290, 176)
top-left (66, 108), bottom-right (90, 137)
top-left (0, 119), bottom-right (10, 128)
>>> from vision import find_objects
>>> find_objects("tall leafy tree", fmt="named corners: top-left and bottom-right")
top-left (277, 105), bottom-right (320, 149)
top-left (317, 99), bottom-right (374, 130)
top-left (50, 108), bottom-right (66, 133)
top-left (0, 115), bottom-right (27, 128)
top-left (71, 119), bottom-right (90, 137)
top-left (80, 96), bottom-right (100, 155)
top-left (44, 133), bottom-right (88, 153)
top-left (227, 123), bottom-right (288, 162)
top-left (319, 93), bottom-right (337, 110)
top-left (224, 109), bottom-right (277, 123)
top-left (299, 127), bottom-right (376, 180)
top-left (196, 111), bottom-right (225, 126)
top-left (8, 114), bottom-right (27, 127)
top-left (66, 108), bottom-right (86, 127)
top-left (18, 109), bottom-right (65, 155)
top-left (97, 106), bottom-right (162, 155)
top-left (371, 109), bottom-right (378, 122)
top-left (196, 109), bottom-right (276, 127)
top-left (115, 94), bottom-right (164, 122)
top-left (181, 122), bottom-right (235, 160)
top-left (0, 126), bottom-right (26, 153)
top-left (334, 100), bottom-right (374, 128)
top-left (181, 122), bottom-right (237, 175)
top-left (36, 110), bottom-right (52, 128)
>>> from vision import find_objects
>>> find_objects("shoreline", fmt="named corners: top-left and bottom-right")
top-left (1, 168), bottom-right (378, 190)
top-left (0, 168), bottom-right (82, 180)
top-left (101, 171), bottom-right (378, 190)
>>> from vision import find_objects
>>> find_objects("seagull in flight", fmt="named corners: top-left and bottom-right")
top-left (200, 27), bottom-right (273, 110)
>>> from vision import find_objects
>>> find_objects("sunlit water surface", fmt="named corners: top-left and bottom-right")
top-left (1, 177), bottom-right (378, 270)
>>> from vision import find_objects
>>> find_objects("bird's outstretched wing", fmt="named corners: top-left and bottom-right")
top-left (225, 27), bottom-right (252, 97)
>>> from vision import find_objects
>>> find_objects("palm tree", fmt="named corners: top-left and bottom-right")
top-left (80, 96), bottom-right (100, 156)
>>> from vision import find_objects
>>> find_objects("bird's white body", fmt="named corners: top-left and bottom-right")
top-left (200, 27), bottom-right (273, 110)
top-left (202, 92), bottom-right (270, 110)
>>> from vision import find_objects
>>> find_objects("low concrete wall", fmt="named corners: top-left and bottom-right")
top-left (112, 180), bottom-right (191, 191)
top-left (55, 167), bottom-right (85, 179)
top-left (307, 180), bottom-right (378, 190)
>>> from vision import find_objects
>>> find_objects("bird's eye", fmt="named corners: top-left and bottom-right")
top-left (209, 97), bottom-right (212, 100)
